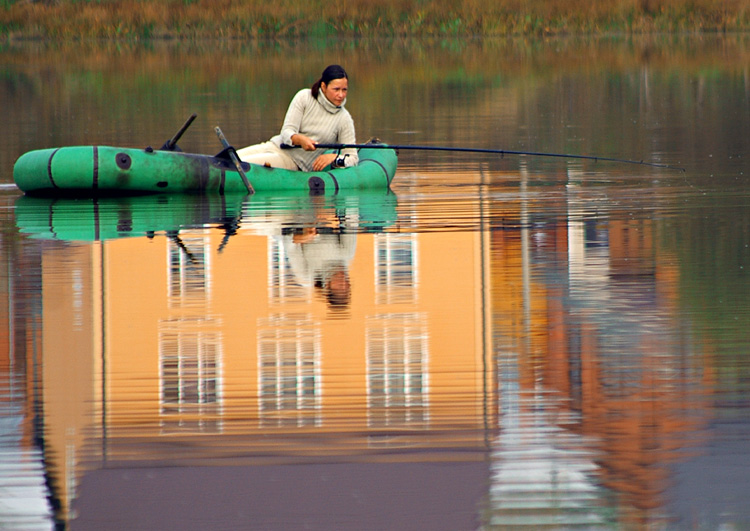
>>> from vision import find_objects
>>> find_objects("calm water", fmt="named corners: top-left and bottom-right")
top-left (1, 35), bottom-right (749, 530)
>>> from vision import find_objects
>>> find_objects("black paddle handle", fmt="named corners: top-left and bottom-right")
top-left (162, 113), bottom-right (197, 151)
top-left (215, 126), bottom-right (254, 194)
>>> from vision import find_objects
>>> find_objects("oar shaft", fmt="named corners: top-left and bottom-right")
top-left (312, 143), bottom-right (684, 172)
top-left (164, 113), bottom-right (197, 150)
top-left (215, 127), bottom-right (254, 194)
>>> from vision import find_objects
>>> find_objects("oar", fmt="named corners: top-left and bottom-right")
top-left (161, 113), bottom-right (197, 151)
top-left (306, 142), bottom-right (685, 172)
top-left (215, 126), bottom-right (255, 194)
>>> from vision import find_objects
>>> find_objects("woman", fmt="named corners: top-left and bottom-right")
top-left (236, 65), bottom-right (358, 172)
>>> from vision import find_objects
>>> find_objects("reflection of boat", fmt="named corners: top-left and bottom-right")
top-left (13, 144), bottom-right (397, 196)
top-left (14, 190), bottom-right (398, 242)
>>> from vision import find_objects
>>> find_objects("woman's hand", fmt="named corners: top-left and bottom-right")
top-left (290, 134), bottom-right (338, 170)
top-left (312, 153), bottom-right (337, 172)
top-left (291, 134), bottom-right (317, 151)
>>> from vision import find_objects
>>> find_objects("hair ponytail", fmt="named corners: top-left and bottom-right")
top-left (311, 64), bottom-right (348, 98)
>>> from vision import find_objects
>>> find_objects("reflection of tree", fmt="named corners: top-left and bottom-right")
top-left (569, 315), bottom-right (711, 528)
top-left (490, 211), bottom-right (712, 527)
top-left (663, 196), bottom-right (750, 363)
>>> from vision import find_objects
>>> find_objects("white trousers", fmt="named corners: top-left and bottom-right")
top-left (235, 141), bottom-right (299, 170)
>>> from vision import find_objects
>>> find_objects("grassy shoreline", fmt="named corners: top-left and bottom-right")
top-left (1, 0), bottom-right (748, 40)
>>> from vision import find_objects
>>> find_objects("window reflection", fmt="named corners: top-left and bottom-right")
top-left (167, 233), bottom-right (211, 308)
top-left (375, 234), bottom-right (418, 304)
top-left (258, 313), bottom-right (322, 427)
top-left (267, 237), bottom-right (308, 305)
top-left (159, 317), bottom-right (222, 433)
top-left (366, 313), bottom-right (429, 432)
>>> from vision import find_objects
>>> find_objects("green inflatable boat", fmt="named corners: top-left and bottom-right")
top-left (15, 190), bottom-right (398, 242)
top-left (12, 116), bottom-right (398, 196)
top-left (13, 143), bottom-right (397, 196)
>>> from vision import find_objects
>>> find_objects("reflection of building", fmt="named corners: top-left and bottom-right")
top-left (487, 181), bottom-right (712, 528)
top-left (11, 174), bottom-right (718, 528)
top-left (0, 228), bottom-right (55, 529)
top-left (488, 389), bottom-right (608, 528)
top-left (367, 312), bottom-right (429, 430)
top-left (21, 202), bottom-right (494, 525)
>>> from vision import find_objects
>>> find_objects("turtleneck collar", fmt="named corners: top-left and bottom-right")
top-left (316, 90), bottom-right (345, 114)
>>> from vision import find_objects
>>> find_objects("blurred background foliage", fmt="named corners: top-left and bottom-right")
top-left (1, 0), bottom-right (748, 39)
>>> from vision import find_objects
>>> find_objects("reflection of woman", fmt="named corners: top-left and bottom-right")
top-left (281, 224), bottom-right (357, 311)
top-left (237, 65), bottom-right (359, 172)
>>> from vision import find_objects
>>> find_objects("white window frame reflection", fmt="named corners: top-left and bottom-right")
top-left (267, 237), bottom-right (309, 305)
top-left (375, 234), bottom-right (418, 304)
top-left (366, 313), bottom-right (429, 432)
top-left (167, 232), bottom-right (212, 309)
top-left (159, 316), bottom-right (223, 433)
top-left (258, 313), bottom-right (322, 427)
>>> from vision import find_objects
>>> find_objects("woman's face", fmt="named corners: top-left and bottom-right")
top-left (321, 77), bottom-right (348, 107)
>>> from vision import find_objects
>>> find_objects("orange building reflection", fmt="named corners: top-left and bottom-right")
top-left (5, 176), bottom-right (719, 528)
top-left (16, 192), bottom-right (495, 525)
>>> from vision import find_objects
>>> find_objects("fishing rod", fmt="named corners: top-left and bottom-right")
top-left (302, 143), bottom-right (686, 172)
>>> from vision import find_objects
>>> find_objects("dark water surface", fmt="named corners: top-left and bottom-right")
top-left (1, 35), bottom-right (749, 530)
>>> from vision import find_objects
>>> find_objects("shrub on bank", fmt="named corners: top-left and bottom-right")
top-left (1, 0), bottom-right (748, 39)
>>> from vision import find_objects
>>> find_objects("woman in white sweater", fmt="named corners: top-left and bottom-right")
top-left (236, 65), bottom-right (359, 172)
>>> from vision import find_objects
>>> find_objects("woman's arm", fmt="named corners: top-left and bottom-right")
top-left (311, 112), bottom-right (359, 170)
top-left (279, 90), bottom-right (310, 146)
top-left (337, 112), bottom-right (359, 167)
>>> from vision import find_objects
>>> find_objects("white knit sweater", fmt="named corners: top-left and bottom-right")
top-left (270, 88), bottom-right (358, 172)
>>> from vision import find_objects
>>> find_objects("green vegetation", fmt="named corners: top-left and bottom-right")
top-left (1, 0), bottom-right (748, 40)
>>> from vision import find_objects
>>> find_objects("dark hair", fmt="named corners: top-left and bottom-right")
top-left (311, 65), bottom-right (348, 99)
